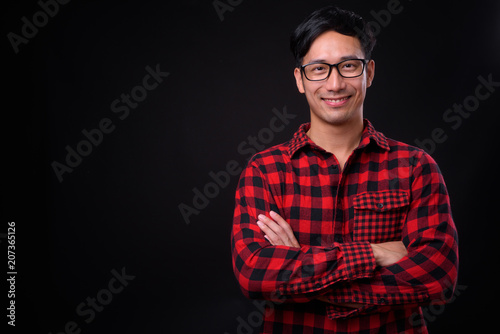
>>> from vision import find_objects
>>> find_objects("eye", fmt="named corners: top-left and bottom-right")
top-left (341, 60), bottom-right (361, 72)
top-left (311, 64), bottom-right (328, 72)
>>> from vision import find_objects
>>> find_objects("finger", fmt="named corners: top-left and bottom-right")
top-left (258, 214), bottom-right (289, 246)
top-left (263, 235), bottom-right (273, 246)
top-left (258, 215), bottom-right (286, 245)
top-left (257, 220), bottom-right (283, 245)
top-left (269, 211), bottom-right (295, 242)
top-left (269, 211), bottom-right (300, 248)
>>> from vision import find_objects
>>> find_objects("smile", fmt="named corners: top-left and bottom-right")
top-left (323, 97), bottom-right (349, 103)
top-left (321, 96), bottom-right (351, 107)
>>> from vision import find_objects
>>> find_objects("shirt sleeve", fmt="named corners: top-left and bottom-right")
top-left (231, 160), bottom-right (377, 303)
top-left (321, 151), bottom-right (459, 319)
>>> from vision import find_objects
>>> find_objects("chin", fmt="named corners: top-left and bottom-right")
top-left (317, 107), bottom-right (357, 125)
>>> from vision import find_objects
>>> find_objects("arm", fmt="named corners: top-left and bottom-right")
top-left (231, 161), bottom-right (377, 303)
top-left (256, 151), bottom-right (458, 319)
top-left (321, 152), bottom-right (458, 318)
top-left (257, 211), bottom-right (408, 267)
top-left (370, 241), bottom-right (408, 267)
top-left (257, 211), bottom-right (408, 308)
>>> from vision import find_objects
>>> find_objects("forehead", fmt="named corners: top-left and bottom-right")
top-left (304, 30), bottom-right (364, 63)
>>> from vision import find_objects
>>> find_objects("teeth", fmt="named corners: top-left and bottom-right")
top-left (325, 97), bottom-right (348, 103)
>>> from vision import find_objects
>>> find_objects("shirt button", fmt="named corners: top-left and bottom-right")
top-left (379, 298), bottom-right (386, 304)
top-left (377, 203), bottom-right (384, 209)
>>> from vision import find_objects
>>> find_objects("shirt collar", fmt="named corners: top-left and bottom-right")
top-left (287, 119), bottom-right (390, 157)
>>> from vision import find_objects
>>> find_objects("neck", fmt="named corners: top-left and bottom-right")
top-left (306, 115), bottom-right (364, 158)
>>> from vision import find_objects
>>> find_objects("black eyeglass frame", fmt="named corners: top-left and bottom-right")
top-left (300, 59), bottom-right (369, 81)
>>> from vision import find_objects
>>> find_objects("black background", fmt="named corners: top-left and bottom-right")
top-left (3, 0), bottom-right (500, 333)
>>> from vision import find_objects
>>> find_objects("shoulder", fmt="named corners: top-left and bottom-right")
top-left (384, 137), bottom-right (435, 162)
top-left (384, 137), bottom-right (443, 181)
top-left (245, 141), bottom-right (291, 174)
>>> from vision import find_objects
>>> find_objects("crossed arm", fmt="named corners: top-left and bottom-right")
top-left (257, 211), bottom-right (408, 308)
top-left (232, 152), bottom-right (458, 318)
top-left (257, 211), bottom-right (408, 268)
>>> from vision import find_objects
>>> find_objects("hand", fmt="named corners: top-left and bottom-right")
top-left (257, 211), bottom-right (300, 248)
top-left (370, 241), bottom-right (408, 267)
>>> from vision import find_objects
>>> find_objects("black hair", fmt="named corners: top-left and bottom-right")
top-left (290, 6), bottom-right (376, 68)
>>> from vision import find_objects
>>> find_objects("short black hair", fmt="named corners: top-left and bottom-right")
top-left (290, 6), bottom-right (376, 68)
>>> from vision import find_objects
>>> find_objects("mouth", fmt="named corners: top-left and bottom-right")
top-left (321, 96), bottom-right (351, 107)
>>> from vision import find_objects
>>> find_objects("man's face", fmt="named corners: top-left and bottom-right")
top-left (294, 30), bottom-right (375, 127)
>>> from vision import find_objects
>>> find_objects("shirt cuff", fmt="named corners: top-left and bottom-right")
top-left (340, 241), bottom-right (377, 280)
top-left (278, 242), bottom-right (377, 297)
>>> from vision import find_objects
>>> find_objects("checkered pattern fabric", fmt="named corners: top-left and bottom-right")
top-left (231, 120), bottom-right (458, 333)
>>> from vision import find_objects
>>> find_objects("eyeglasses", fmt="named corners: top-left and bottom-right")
top-left (300, 59), bottom-right (368, 81)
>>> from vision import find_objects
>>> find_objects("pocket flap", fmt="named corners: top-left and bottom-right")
top-left (353, 190), bottom-right (409, 212)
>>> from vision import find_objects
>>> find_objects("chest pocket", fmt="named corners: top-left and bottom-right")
top-left (352, 190), bottom-right (410, 243)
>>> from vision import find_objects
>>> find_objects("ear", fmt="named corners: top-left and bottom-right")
top-left (366, 59), bottom-right (375, 88)
top-left (294, 67), bottom-right (306, 94)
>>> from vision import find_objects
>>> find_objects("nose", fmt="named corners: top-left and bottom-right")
top-left (324, 67), bottom-right (346, 92)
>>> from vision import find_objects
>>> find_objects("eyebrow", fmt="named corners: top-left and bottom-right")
top-left (307, 55), bottom-right (362, 64)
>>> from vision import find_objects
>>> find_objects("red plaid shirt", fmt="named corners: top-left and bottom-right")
top-left (231, 120), bottom-right (458, 333)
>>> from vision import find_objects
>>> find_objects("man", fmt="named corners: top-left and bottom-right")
top-left (231, 5), bottom-right (458, 333)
